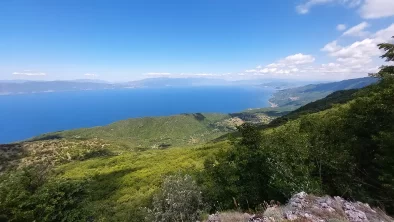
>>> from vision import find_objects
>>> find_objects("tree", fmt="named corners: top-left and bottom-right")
top-left (370, 36), bottom-right (394, 78)
top-left (378, 36), bottom-right (394, 62)
top-left (151, 174), bottom-right (203, 222)
top-left (0, 166), bottom-right (90, 222)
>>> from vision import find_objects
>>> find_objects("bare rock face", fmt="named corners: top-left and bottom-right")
top-left (205, 192), bottom-right (393, 222)
top-left (207, 213), bottom-right (221, 222)
top-left (280, 192), bottom-right (393, 222)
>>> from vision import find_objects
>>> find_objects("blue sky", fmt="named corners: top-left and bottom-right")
top-left (1, 0), bottom-right (393, 81)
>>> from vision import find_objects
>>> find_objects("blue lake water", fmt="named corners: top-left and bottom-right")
top-left (0, 86), bottom-right (274, 144)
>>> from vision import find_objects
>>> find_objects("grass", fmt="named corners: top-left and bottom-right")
top-left (32, 113), bottom-right (235, 149)
top-left (1, 136), bottom-right (230, 221)
top-left (31, 111), bottom-right (287, 150)
top-left (53, 141), bottom-right (230, 221)
top-left (0, 138), bottom-right (120, 173)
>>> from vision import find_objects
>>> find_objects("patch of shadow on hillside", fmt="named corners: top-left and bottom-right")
top-left (29, 134), bottom-right (63, 142)
top-left (262, 110), bottom-right (290, 117)
top-left (193, 113), bottom-right (206, 121)
top-left (88, 168), bottom-right (143, 201)
top-left (182, 113), bottom-right (206, 121)
top-left (80, 149), bottom-right (115, 161)
top-left (0, 143), bottom-right (26, 172)
top-left (209, 132), bottom-right (238, 143)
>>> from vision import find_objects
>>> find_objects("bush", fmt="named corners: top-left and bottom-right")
top-left (0, 166), bottom-right (90, 222)
top-left (151, 174), bottom-right (203, 222)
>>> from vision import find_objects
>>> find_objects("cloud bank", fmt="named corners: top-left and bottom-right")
top-left (13, 71), bottom-right (46, 76)
top-left (296, 0), bottom-right (394, 19)
top-left (244, 23), bottom-right (394, 80)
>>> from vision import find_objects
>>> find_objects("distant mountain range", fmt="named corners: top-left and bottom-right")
top-left (0, 81), bottom-right (123, 95)
top-left (269, 77), bottom-right (378, 108)
top-left (0, 77), bottom-right (375, 96)
top-left (0, 77), bottom-right (318, 95)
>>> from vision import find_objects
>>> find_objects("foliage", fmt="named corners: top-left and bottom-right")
top-left (200, 122), bottom-right (320, 210)
top-left (55, 142), bottom-right (229, 221)
top-left (32, 113), bottom-right (235, 149)
top-left (0, 139), bottom-right (116, 173)
top-left (200, 43), bottom-right (394, 214)
top-left (370, 36), bottom-right (394, 78)
top-left (0, 165), bottom-right (90, 222)
top-left (378, 36), bottom-right (394, 62)
top-left (150, 174), bottom-right (204, 222)
top-left (201, 75), bottom-right (394, 214)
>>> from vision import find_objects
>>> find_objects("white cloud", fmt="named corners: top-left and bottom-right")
top-left (84, 73), bottom-right (97, 77)
top-left (296, 0), bottom-right (362, 14)
top-left (296, 0), bottom-right (333, 14)
top-left (244, 53), bottom-right (315, 77)
top-left (319, 23), bottom-right (394, 76)
top-left (330, 38), bottom-right (379, 59)
top-left (145, 72), bottom-right (171, 76)
top-left (373, 23), bottom-right (394, 41)
top-left (343, 22), bottom-right (369, 36)
top-left (296, 0), bottom-right (394, 19)
top-left (360, 0), bottom-right (394, 18)
top-left (337, 24), bottom-right (347, 31)
top-left (321, 41), bottom-right (342, 53)
top-left (242, 23), bottom-right (393, 80)
top-left (12, 71), bottom-right (46, 76)
top-left (281, 53), bottom-right (316, 64)
top-left (194, 73), bottom-right (215, 76)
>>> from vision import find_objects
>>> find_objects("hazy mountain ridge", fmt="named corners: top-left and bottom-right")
top-left (0, 77), bottom-right (319, 95)
top-left (269, 77), bottom-right (378, 108)
top-left (0, 81), bottom-right (123, 95)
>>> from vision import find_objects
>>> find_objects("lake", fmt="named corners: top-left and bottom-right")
top-left (0, 86), bottom-right (274, 143)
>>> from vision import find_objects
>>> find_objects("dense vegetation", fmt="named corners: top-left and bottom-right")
top-left (32, 113), bottom-right (234, 149)
top-left (0, 40), bottom-right (393, 221)
top-left (0, 138), bottom-right (230, 221)
top-left (200, 40), bottom-right (394, 214)
top-left (33, 112), bottom-right (276, 149)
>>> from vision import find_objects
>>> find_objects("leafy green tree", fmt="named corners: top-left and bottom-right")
top-left (201, 123), bottom-right (318, 210)
top-left (370, 36), bottom-right (394, 78)
top-left (0, 166), bottom-right (90, 222)
top-left (151, 174), bottom-right (204, 222)
top-left (378, 37), bottom-right (394, 62)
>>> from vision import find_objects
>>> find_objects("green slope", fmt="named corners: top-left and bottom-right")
top-left (269, 88), bottom-right (359, 127)
top-left (32, 113), bottom-right (234, 149)
top-left (0, 138), bottom-right (230, 221)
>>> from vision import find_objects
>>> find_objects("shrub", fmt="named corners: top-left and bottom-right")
top-left (151, 174), bottom-right (204, 222)
top-left (0, 166), bottom-right (90, 222)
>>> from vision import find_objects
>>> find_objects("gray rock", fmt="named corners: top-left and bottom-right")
top-left (208, 192), bottom-right (393, 222)
top-left (207, 213), bottom-right (221, 222)
top-left (285, 211), bottom-right (298, 220)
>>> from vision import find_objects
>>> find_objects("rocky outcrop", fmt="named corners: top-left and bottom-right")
top-left (206, 192), bottom-right (393, 222)
top-left (276, 192), bottom-right (393, 222)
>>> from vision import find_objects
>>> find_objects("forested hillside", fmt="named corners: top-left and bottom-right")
top-left (200, 40), bottom-right (394, 216)
top-left (31, 112), bottom-right (276, 149)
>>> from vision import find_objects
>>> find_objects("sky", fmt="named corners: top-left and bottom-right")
top-left (1, 0), bottom-right (394, 82)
